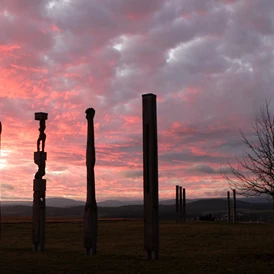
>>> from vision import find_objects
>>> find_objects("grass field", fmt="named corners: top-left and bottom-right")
top-left (1, 219), bottom-right (274, 273)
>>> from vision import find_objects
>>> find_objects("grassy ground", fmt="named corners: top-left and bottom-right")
top-left (1, 219), bottom-right (274, 273)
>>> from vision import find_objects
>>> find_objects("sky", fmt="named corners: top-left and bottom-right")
top-left (0, 0), bottom-right (274, 202)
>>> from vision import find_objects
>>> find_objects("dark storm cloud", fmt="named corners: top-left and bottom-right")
top-left (159, 150), bottom-right (226, 164)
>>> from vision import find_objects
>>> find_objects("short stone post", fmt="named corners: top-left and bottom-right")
top-left (32, 112), bottom-right (48, 252)
top-left (227, 191), bottom-right (231, 223)
top-left (84, 108), bottom-right (98, 255)
top-left (182, 188), bottom-right (186, 222)
top-left (142, 93), bottom-right (159, 260)
top-left (232, 189), bottom-right (236, 223)
top-left (176, 185), bottom-right (179, 223)
top-left (179, 186), bottom-right (182, 223)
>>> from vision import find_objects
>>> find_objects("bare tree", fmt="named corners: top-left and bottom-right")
top-left (223, 101), bottom-right (274, 222)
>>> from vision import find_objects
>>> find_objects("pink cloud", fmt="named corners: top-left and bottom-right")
top-left (0, 0), bottom-right (273, 202)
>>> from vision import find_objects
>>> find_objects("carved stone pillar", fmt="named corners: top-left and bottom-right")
top-left (84, 108), bottom-right (98, 255)
top-left (32, 112), bottom-right (48, 252)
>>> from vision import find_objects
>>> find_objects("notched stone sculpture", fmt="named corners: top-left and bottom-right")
top-left (84, 108), bottom-right (98, 255)
top-left (32, 112), bottom-right (48, 252)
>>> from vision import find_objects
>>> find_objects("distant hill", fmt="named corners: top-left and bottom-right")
top-left (2, 198), bottom-right (272, 222)
top-left (46, 197), bottom-right (85, 207)
top-left (1, 198), bottom-right (85, 208)
top-left (1, 197), bottom-right (196, 208)
top-left (97, 199), bottom-right (195, 207)
top-left (1, 201), bottom-right (33, 207)
top-left (97, 200), bottom-right (142, 207)
top-left (187, 198), bottom-right (249, 213)
top-left (1, 196), bottom-right (270, 208)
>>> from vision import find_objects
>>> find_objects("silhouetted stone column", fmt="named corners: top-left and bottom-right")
top-left (142, 93), bottom-right (159, 260)
top-left (84, 108), bottom-right (98, 255)
top-left (0, 121), bottom-right (2, 242)
top-left (176, 185), bottom-right (179, 223)
top-left (182, 188), bottom-right (186, 222)
top-left (33, 112), bottom-right (48, 252)
top-left (179, 186), bottom-right (182, 223)
top-left (227, 191), bottom-right (231, 223)
top-left (232, 189), bottom-right (236, 223)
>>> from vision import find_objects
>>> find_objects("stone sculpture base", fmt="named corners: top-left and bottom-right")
top-left (32, 179), bottom-right (46, 251)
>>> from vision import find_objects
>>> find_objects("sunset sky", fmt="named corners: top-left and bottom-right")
top-left (1, 0), bottom-right (274, 202)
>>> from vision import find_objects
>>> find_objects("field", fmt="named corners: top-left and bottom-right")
top-left (1, 218), bottom-right (274, 273)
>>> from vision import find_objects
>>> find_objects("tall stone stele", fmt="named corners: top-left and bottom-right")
top-left (232, 189), bottom-right (237, 223)
top-left (176, 185), bottom-right (179, 223)
top-left (142, 93), bottom-right (159, 260)
top-left (84, 108), bottom-right (98, 255)
top-left (179, 186), bottom-right (183, 223)
top-left (227, 191), bottom-right (231, 223)
top-left (182, 188), bottom-right (186, 222)
top-left (33, 112), bottom-right (48, 252)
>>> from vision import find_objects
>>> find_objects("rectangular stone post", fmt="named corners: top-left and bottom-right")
top-left (32, 112), bottom-right (48, 252)
top-left (142, 93), bottom-right (159, 260)
top-left (179, 186), bottom-right (182, 223)
top-left (182, 188), bottom-right (186, 223)
top-left (176, 185), bottom-right (179, 223)
top-left (232, 189), bottom-right (236, 223)
top-left (227, 191), bottom-right (231, 223)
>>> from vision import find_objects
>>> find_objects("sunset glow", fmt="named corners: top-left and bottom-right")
top-left (1, 0), bottom-right (273, 201)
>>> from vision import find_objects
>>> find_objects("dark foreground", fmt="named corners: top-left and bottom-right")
top-left (0, 219), bottom-right (274, 273)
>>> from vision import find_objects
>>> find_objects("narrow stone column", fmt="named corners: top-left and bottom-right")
top-left (0, 121), bottom-right (2, 242)
top-left (227, 191), bottom-right (231, 223)
top-left (179, 186), bottom-right (182, 223)
top-left (142, 93), bottom-right (159, 260)
top-left (32, 112), bottom-right (48, 252)
top-left (232, 189), bottom-right (236, 223)
top-left (182, 188), bottom-right (186, 223)
top-left (176, 185), bottom-right (179, 223)
top-left (84, 108), bottom-right (98, 255)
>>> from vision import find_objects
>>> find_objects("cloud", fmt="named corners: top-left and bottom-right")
top-left (0, 0), bottom-right (273, 200)
top-left (123, 170), bottom-right (143, 178)
top-left (189, 164), bottom-right (216, 174)
top-left (1, 183), bottom-right (14, 190)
